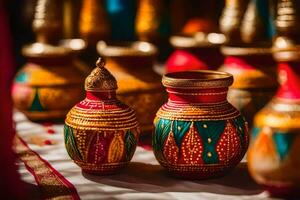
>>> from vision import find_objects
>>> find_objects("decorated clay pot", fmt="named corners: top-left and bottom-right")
top-left (64, 58), bottom-right (140, 174)
top-left (248, 61), bottom-right (300, 197)
top-left (153, 70), bottom-right (249, 179)
top-left (97, 41), bottom-right (166, 134)
top-left (12, 43), bottom-right (85, 121)
top-left (166, 33), bottom-right (225, 72)
top-left (248, 1), bottom-right (300, 197)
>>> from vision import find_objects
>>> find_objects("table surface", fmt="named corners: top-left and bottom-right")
top-left (15, 111), bottom-right (280, 200)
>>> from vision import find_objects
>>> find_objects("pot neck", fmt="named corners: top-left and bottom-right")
top-left (86, 91), bottom-right (116, 101)
top-left (276, 62), bottom-right (300, 100)
top-left (167, 87), bottom-right (228, 104)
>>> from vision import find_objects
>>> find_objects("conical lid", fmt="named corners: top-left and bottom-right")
top-left (85, 57), bottom-right (118, 92)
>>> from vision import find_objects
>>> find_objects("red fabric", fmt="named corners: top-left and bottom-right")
top-left (0, 4), bottom-right (25, 199)
top-left (276, 62), bottom-right (300, 99)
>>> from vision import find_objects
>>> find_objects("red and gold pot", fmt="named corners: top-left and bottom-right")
top-left (153, 70), bottom-right (249, 179)
top-left (64, 58), bottom-right (140, 174)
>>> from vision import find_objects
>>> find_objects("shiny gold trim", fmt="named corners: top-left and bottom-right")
top-left (97, 41), bottom-right (157, 57)
top-left (254, 98), bottom-right (300, 131)
top-left (166, 89), bottom-right (228, 96)
top-left (221, 46), bottom-right (271, 56)
top-left (170, 32), bottom-right (226, 48)
top-left (157, 102), bottom-right (241, 121)
top-left (22, 43), bottom-right (72, 57)
top-left (65, 105), bottom-right (139, 130)
top-left (162, 70), bottom-right (233, 89)
top-left (272, 48), bottom-right (300, 62)
top-left (59, 38), bottom-right (87, 53)
top-left (75, 160), bottom-right (128, 172)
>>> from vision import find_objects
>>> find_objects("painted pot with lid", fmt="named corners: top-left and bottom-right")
top-left (153, 70), bottom-right (249, 179)
top-left (64, 58), bottom-right (140, 174)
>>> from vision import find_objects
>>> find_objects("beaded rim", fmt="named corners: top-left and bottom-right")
top-left (162, 70), bottom-right (233, 89)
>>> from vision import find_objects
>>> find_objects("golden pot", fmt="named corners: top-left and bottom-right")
top-left (12, 43), bottom-right (85, 121)
top-left (97, 41), bottom-right (166, 134)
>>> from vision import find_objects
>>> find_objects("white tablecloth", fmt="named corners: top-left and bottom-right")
top-left (15, 112), bottom-right (278, 200)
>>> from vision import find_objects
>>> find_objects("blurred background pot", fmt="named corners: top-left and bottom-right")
top-left (12, 0), bottom-right (85, 121)
top-left (97, 41), bottom-right (166, 134)
top-left (166, 33), bottom-right (225, 73)
top-left (248, 0), bottom-right (300, 197)
top-left (12, 43), bottom-right (85, 121)
top-left (219, 46), bottom-right (278, 127)
top-left (219, 0), bottom-right (277, 127)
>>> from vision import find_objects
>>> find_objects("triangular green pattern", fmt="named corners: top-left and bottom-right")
top-left (194, 121), bottom-right (226, 164)
top-left (233, 116), bottom-right (247, 146)
top-left (64, 125), bottom-right (83, 161)
top-left (153, 118), bottom-right (172, 160)
top-left (172, 121), bottom-right (192, 148)
top-left (273, 132), bottom-right (295, 161)
top-left (15, 71), bottom-right (28, 83)
top-left (30, 88), bottom-right (44, 111)
top-left (251, 127), bottom-right (260, 139)
top-left (124, 130), bottom-right (137, 161)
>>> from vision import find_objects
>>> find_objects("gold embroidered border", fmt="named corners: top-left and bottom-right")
top-left (14, 136), bottom-right (80, 200)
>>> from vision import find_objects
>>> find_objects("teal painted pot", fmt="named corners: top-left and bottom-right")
top-left (153, 70), bottom-right (249, 179)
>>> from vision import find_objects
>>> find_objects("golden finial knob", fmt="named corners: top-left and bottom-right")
top-left (96, 57), bottom-right (106, 68)
top-left (85, 57), bottom-right (118, 92)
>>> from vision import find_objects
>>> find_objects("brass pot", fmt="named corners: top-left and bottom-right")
top-left (97, 41), bottom-right (166, 134)
top-left (12, 43), bottom-right (85, 121)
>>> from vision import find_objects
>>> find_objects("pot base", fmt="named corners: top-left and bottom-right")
top-left (76, 161), bottom-right (128, 175)
top-left (22, 110), bottom-right (69, 121)
top-left (263, 184), bottom-right (300, 198)
top-left (160, 161), bottom-right (237, 180)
